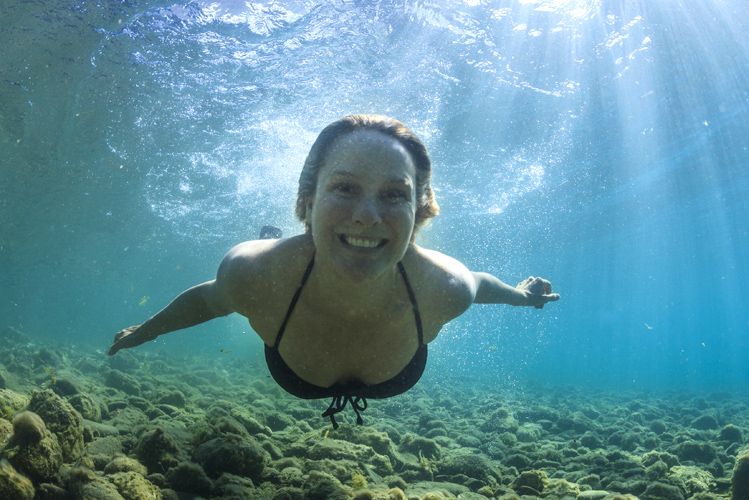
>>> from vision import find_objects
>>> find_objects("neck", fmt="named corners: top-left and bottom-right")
top-left (305, 257), bottom-right (403, 320)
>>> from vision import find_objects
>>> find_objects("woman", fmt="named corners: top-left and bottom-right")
top-left (108, 115), bottom-right (560, 428)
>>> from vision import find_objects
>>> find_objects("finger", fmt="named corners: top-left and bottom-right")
top-left (545, 293), bottom-right (561, 302)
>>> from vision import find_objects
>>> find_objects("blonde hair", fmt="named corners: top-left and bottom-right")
top-left (296, 114), bottom-right (439, 237)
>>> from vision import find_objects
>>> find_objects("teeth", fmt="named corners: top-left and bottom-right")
top-left (345, 236), bottom-right (382, 248)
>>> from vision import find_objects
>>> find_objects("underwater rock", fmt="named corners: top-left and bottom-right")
top-left (308, 438), bottom-right (394, 477)
top-left (545, 479), bottom-right (581, 499)
top-left (479, 408), bottom-right (518, 434)
top-left (265, 410), bottom-right (296, 431)
top-left (641, 481), bottom-right (685, 500)
top-left (731, 450), bottom-right (749, 500)
top-left (51, 375), bottom-right (84, 397)
top-left (331, 425), bottom-right (403, 465)
top-left (673, 441), bottom-right (717, 464)
top-left (516, 423), bottom-right (543, 443)
top-left (0, 458), bottom-right (35, 500)
top-left (667, 465), bottom-right (713, 497)
top-left (438, 453), bottom-right (501, 486)
top-left (156, 390), bottom-right (186, 409)
top-left (399, 435), bottom-right (441, 460)
top-left (650, 420), bottom-right (669, 434)
top-left (511, 470), bottom-right (547, 494)
top-left (0, 418), bottom-right (11, 447)
top-left (109, 471), bottom-right (163, 500)
top-left (163, 461), bottom-right (213, 497)
top-left (720, 424), bottom-right (744, 443)
top-left (1, 411), bottom-right (64, 483)
top-left (0, 389), bottom-right (30, 418)
top-left (104, 456), bottom-right (148, 476)
top-left (67, 393), bottom-right (102, 422)
top-left (516, 405), bottom-right (561, 423)
top-left (193, 433), bottom-right (269, 481)
top-left (35, 482), bottom-right (73, 500)
top-left (27, 389), bottom-right (85, 462)
top-left (578, 491), bottom-right (610, 500)
top-left (213, 472), bottom-right (257, 498)
top-left (66, 466), bottom-right (126, 500)
top-left (273, 486), bottom-right (306, 500)
top-left (133, 427), bottom-right (185, 474)
top-left (85, 436), bottom-right (124, 461)
top-left (105, 370), bottom-right (142, 397)
top-left (302, 470), bottom-right (350, 500)
top-left (690, 415), bottom-right (720, 431)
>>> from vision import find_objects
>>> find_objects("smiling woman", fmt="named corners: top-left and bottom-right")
top-left (107, 114), bottom-right (560, 428)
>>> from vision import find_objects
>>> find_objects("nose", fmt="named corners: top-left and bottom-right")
top-left (352, 196), bottom-right (382, 226)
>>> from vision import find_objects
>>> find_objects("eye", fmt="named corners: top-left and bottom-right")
top-left (383, 189), bottom-right (408, 202)
top-left (331, 182), bottom-right (356, 195)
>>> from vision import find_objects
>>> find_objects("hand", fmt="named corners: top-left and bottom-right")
top-left (108, 325), bottom-right (146, 356)
top-left (516, 277), bottom-right (560, 309)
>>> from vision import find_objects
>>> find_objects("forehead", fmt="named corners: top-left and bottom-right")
top-left (319, 130), bottom-right (416, 180)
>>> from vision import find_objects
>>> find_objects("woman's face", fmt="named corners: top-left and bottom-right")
top-left (307, 130), bottom-right (417, 281)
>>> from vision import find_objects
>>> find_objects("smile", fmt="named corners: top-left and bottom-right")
top-left (340, 234), bottom-right (387, 248)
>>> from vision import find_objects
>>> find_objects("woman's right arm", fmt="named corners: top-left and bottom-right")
top-left (107, 247), bottom-right (244, 356)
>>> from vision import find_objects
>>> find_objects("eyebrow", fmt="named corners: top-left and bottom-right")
top-left (327, 170), bottom-right (413, 185)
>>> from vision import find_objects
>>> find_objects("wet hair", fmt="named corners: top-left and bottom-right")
top-left (296, 114), bottom-right (439, 239)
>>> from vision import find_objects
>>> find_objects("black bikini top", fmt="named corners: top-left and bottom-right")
top-left (264, 253), bottom-right (427, 429)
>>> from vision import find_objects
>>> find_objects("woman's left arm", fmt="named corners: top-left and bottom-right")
top-left (471, 272), bottom-right (560, 309)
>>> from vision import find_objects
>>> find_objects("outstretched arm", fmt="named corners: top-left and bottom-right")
top-left (107, 280), bottom-right (234, 355)
top-left (472, 272), bottom-right (560, 309)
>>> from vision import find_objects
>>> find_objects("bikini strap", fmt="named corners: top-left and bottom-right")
top-left (274, 252), bottom-right (316, 348)
top-left (397, 261), bottom-right (424, 345)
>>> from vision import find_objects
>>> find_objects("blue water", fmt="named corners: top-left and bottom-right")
top-left (1, 0), bottom-right (748, 392)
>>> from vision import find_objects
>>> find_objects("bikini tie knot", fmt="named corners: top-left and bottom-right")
top-left (322, 395), bottom-right (368, 429)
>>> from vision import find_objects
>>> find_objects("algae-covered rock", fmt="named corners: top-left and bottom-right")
top-left (333, 425), bottom-right (402, 466)
top-left (0, 458), bottom-right (35, 500)
top-left (67, 466), bottom-right (125, 500)
top-left (479, 408), bottom-right (519, 434)
top-left (667, 465), bottom-right (713, 497)
top-left (157, 390), bottom-right (186, 409)
top-left (86, 436), bottom-right (124, 461)
top-left (720, 424), bottom-right (744, 444)
top-left (1, 411), bottom-right (64, 483)
top-left (133, 427), bottom-right (185, 474)
top-left (105, 370), bottom-right (142, 397)
top-left (164, 461), bottom-right (213, 497)
top-left (307, 438), bottom-right (393, 477)
top-left (399, 435), bottom-right (441, 460)
top-left (544, 479), bottom-right (580, 499)
top-left (641, 481), bottom-right (685, 500)
top-left (68, 393), bottom-right (102, 422)
top-left (516, 423), bottom-right (543, 443)
top-left (0, 389), bottom-right (30, 419)
top-left (673, 441), bottom-right (717, 464)
top-left (511, 470), bottom-right (547, 495)
top-left (0, 418), bottom-right (11, 447)
top-left (690, 414), bottom-right (720, 431)
top-left (438, 453), bottom-right (501, 485)
top-left (104, 456), bottom-right (148, 476)
top-left (193, 433), bottom-right (268, 481)
top-left (732, 450), bottom-right (749, 500)
top-left (109, 471), bottom-right (163, 500)
top-left (27, 389), bottom-right (85, 462)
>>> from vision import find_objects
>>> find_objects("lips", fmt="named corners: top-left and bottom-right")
top-left (340, 234), bottom-right (387, 248)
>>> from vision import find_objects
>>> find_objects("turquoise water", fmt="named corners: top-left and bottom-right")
top-left (2, 0), bottom-right (748, 393)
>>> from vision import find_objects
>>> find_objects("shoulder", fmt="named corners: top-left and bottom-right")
top-left (216, 235), bottom-right (314, 312)
top-left (402, 245), bottom-right (476, 326)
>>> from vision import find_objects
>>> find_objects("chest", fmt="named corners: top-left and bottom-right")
top-left (275, 298), bottom-right (422, 386)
